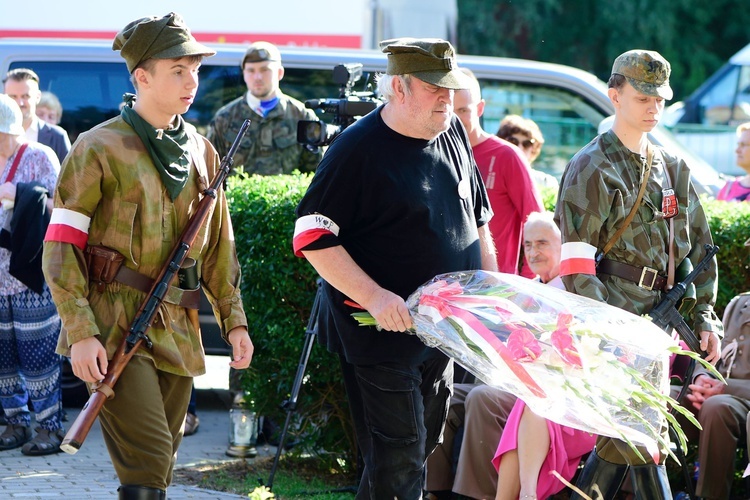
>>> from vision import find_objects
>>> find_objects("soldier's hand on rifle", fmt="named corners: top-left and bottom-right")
top-left (70, 336), bottom-right (108, 383)
top-left (699, 330), bottom-right (720, 364)
top-left (227, 326), bottom-right (253, 369)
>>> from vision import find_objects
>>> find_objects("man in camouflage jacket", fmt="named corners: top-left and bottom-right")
top-left (555, 50), bottom-right (722, 499)
top-left (206, 41), bottom-right (322, 175)
top-left (42, 13), bottom-right (253, 499)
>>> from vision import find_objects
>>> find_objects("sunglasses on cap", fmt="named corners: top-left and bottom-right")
top-left (506, 136), bottom-right (536, 149)
top-left (244, 47), bottom-right (280, 64)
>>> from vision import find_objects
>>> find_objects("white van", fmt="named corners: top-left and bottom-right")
top-left (664, 43), bottom-right (750, 176)
top-left (0, 38), bottom-right (723, 192)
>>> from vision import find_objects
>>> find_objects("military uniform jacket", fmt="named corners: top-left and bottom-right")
top-left (42, 116), bottom-right (247, 377)
top-left (207, 91), bottom-right (322, 175)
top-left (555, 129), bottom-right (721, 335)
top-left (694, 293), bottom-right (750, 399)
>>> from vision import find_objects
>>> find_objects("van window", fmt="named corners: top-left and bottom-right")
top-left (185, 66), bottom-right (345, 136)
top-left (14, 60), bottom-right (349, 140)
top-left (10, 61), bottom-right (132, 142)
top-left (479, 80), bottom-right (604, 178)
top-left (698, 64), bottom-right (750, 125)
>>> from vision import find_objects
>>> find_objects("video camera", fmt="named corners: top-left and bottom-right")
top-left (297, 63), bottom-right (380, 148)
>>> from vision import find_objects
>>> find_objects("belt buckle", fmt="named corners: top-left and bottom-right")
top-left (638, 267), bottom-right (658, 291)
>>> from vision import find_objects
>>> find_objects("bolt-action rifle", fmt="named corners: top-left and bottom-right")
top-left (649, 243), bottom-right (719, 356)
top-left (60, 120), bottom-right (250, 454)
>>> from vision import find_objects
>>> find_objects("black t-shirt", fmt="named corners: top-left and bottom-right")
top-left (296, 106), bottom-right (491, 364)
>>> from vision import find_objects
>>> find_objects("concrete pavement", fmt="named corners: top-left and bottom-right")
top-left (0, 357), bottom-right (276, 499)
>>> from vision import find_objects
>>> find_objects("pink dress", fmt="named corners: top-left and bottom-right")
top-left (717, 178), bottom-right (750, 201)
top-left (492, 399), bottom-right (596, 499)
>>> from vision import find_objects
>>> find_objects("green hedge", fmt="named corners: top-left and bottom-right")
top-left (228, 175), bottom-right (750, 462)
top-left (226, 173), bottom-right (354, 468)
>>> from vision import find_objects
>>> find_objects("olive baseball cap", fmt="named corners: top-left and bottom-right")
top-left (0, 94), bottom-right (24, 136)
top-left (611, 49), bottom-right (673, 100)
top-left (113, 12), bottom-right (216, 73)
top-left (380, 37), bottom-right (469, 89)
top-left (242, 41), bottom-right (282, 67)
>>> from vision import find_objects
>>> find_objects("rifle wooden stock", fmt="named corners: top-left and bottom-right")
top-left (61, 119), bottom-right (251, 455)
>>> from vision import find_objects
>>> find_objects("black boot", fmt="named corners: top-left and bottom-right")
top-left (117, 485), bottom-right (166, 500)
top-left (569, 451), bottom-right (629, 500)
top-left (629, 464), bottom-right (673, 500)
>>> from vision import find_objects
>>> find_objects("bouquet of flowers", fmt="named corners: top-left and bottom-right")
top-left (353, 270), bottom-right (711, 463)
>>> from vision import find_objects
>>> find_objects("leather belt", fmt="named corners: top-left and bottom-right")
top-left (597, 259), bottom-right (667, 292)
top-left (115, 266), bottom-right (201, 310)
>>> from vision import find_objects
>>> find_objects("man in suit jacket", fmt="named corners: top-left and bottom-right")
top-left (4, 68), bottom-right (71, 163)
top-left (684, 292), bottom-right (750, 499)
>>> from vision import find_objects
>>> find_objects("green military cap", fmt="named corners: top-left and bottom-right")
top-left (242, 41), bottom-right (282, 67)
top-left (612, 49), bottom-right (673, 100)
top-left (380, 37), bottom-right (469, 90)
top-left (113, 12), bottom-right (216, 73)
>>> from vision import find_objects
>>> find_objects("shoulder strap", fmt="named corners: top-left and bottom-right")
top-left (599, 145), bottom-right (653, 260)
top-left (5, 143), bottom-right (28, 183)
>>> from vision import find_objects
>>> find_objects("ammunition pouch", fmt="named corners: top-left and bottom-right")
top-left (84, 245), bottom-right (201, 309)
top-left (84, 245), bottom-right (124, 290)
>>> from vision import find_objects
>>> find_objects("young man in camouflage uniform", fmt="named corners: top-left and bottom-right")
top-left (42, 13), bottom-right (253, 500)
top-left (555, 50), bottom-right (723, 499)
top-left (206, 41), bottom-right (322, 175)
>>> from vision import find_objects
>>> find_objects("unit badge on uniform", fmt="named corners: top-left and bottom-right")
top-left (662, 188), bottom-right (678, 219)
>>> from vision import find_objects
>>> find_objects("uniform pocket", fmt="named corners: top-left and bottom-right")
top-left (355, 364), bottom-right (419, 446)
top-left (101, 199), bottom-right (138, 264)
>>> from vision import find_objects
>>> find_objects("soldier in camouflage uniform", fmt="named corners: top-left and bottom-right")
top-left (206, 41), bottom-right (322, 175)
top-left (41, 13), bottom-right (253, 500)
top-left (555, 50), bottom-right (723, 499)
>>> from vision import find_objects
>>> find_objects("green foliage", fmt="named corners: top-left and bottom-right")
top-left (703, 198), bottom-right (750, 316)
top-left (226, 173), bottom-right (356, 468)
top-left (457, 0), bottom-right (750, 101)
top-left (224, 173), bottom-right (750, 467)
top-left (539, 184), bottom-right (558, 212)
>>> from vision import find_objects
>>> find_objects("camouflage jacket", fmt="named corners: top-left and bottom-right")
top-left (554, 129), bottom-right (722, 335)
top-left (206, 91), bottom-right (322, 175)
top-left (42, 116), bottom-right (247, 377)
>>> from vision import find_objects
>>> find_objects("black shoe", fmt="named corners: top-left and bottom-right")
top-left (629, 463), bottom-right (673, 500)
top-left (117, 485), bottom-right (166, 500)
top-left (570, 451), bottom-right (629, 500)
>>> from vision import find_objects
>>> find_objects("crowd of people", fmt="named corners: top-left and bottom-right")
top-left (1, 9), bottom-right (750, 500)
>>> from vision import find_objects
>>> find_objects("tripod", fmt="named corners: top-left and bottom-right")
top-left (266, 278), bottom-right (322, 490)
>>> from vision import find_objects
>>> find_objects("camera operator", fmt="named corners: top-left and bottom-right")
top-left (293, 37), bottom-right (497, 498)
top-left (207, 41), bottom-right (322, 175)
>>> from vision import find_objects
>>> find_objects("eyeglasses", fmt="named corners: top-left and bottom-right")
top-left (506, 136), bottom-right (536, 149)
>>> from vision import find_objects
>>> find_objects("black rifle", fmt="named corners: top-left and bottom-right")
top-left (649, 243), bottom-right (719, 356)
top-left (60, 119), bottom-right (251, 454)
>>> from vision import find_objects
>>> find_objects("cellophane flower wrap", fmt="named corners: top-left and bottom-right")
top-left (403, 270), bottom-right (680, 461)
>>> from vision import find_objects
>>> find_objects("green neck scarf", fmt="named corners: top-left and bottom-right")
top-left (120, 94), bottom-right (190, 200)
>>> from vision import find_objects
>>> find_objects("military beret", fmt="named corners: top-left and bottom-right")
top-left (380, 37), bottom-right (469, 90)
top-left (113, 12), bottom-right (216, 73)
top-left (242, 41), bottom-right (282, 67)
top-left (612, 49), bottom-right (673, 100)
